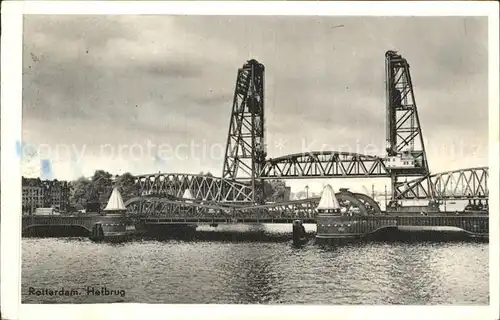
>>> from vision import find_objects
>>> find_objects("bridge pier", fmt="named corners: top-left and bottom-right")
top-left (91, 223), bottom-right (105, 241)
top-left (22, 214), bottom-right (142, 242)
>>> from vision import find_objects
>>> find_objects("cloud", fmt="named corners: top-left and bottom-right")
top-left (22, 15), bottom-right (489, 183)
top-left (137, 60), bottom-right (203, 79)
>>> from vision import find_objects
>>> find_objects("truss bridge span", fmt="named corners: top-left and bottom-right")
top-left (393, 167), bottom-right (489, 201)
top-left (125, 189), bottom-right (382, 219)
top-left (259, 151), bottom-right (391, 178)
top-left (135, 173), bottom-right (253, 203)
top-left (135, 165), bottom-right (489, 203)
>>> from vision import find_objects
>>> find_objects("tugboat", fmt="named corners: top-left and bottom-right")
top-left (90, 187), bottom-right (137, 242)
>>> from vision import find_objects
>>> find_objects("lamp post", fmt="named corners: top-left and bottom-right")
top-left (384, 185), bottom-right (388, 210)
top-left (305, 185), bottom-right (309, 199)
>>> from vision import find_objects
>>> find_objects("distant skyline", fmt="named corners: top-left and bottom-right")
top-left (22, 15), bottom-right (489, 193)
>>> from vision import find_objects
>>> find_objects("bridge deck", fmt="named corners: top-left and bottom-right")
top-left (23, 213), bottom-right (488, 226)
top-left (144, 217), bottom-right (317, 224)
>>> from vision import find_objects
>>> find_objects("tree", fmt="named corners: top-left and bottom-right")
top-left (69, 177), bottom-right (91, 209)
top-left (115, 172), bottom-right (140, 202)
top-left (70, 170), bottom-right (113, 211)
top-left (90, 170), bottom-right (113, 206)
top-left (263, 180), bottom-right (287, 202)
top-left (67, 171), bottom-right (140, 212)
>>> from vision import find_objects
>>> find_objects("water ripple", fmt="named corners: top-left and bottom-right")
top-left (22, 238), bottom-right (488, 304)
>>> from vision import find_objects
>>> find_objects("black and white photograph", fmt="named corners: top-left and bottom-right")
top-left (1, 2), bottom-right (499, 320)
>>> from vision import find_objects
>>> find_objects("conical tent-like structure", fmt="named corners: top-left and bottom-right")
top-left (104, 187), bottom-right (126, 212)
top-left (317, 184), bottom-right (341, 214)
top-left (182, 189), bottom-right (194, 200)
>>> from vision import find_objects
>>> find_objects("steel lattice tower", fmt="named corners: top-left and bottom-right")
top-left (385, 51), bottom-right (431, 201)
top-left (222, 59), bottom-right (266, 202)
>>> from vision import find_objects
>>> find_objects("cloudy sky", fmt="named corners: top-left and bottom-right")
top-left (22, 15), bottom-right (488, 193)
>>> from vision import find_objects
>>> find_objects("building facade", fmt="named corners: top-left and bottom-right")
top-left (22, 177), bottom-right (71, 213)
top-left (22, 185), bottom-right (44, 213)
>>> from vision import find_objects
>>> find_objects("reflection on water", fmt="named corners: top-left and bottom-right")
top-left (22, 225), bottom-right (488, 305)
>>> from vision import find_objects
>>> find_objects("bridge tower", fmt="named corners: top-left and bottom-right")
top-left (384, 51), bottom-right (431, 204)
top-left (222, 59), bottom-right (267, 203)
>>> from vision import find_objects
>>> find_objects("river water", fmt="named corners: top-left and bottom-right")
top-left (21, 224), bottom-right (489, 305)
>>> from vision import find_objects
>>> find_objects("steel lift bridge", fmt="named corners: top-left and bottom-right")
top-left (127, 51), bottom-right (488, 219)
